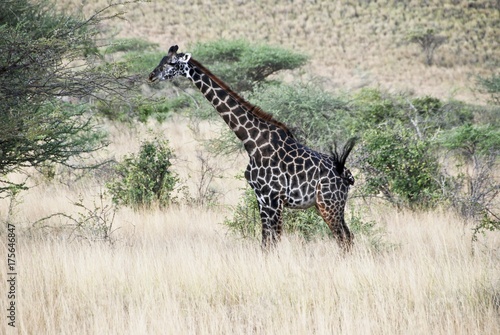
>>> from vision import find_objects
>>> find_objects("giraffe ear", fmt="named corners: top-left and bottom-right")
top-left (180, 53), bottom-right (191, 63)
top-left (168, 45), bottom-right (178, 55)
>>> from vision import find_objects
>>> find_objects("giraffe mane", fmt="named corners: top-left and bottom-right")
top-left (189, 58), bottom-right (294, 138)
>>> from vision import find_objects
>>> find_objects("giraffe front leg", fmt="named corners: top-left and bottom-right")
top-left (256, 195), bottom-right (284, 250)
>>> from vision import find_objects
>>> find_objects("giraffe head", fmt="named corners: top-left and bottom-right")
top-left (332, 137), bottom-right (357, 186)
top-left (149, 45), bottom-right (192, 82)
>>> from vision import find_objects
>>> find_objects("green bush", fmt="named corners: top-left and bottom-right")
top-left (439, 124), bottom-right (500, 220)
top-left (121, 51), bottom-right (169, 75)
top-left (349, 89), bottom-right (473, 137)
top-left (96, 95), bottom-right (193, 123)
top-left (134, 96), bottom-right (192, 123)
top-left (223, 186), bottom-right (330, 241)
top-left (472, 212), bottom-right (500, 244)
top-left (106, 138), bottom-right (178, 209)
top-left (105, 38), bottom-right (158, 54)
top-left (222, 187), bottom-right (261, 240)
top-left (251, 82), bottom-right (351, 150)
top-left (347, 91), bottom-right (477, 211)
top-left (409, 97), bottom-right (473, 136)
top-left (440, 124), bottom-right (500, 158)
top-left (208, 82), bottom-right (479, 212)
top-left (223, 186), bottom-right (384, 243)
top-left (349, 89), bottom-right (399, 132)
top-left (190, 39), bottom-right (307, 91)
top-left (207, 82), bottom-right (351, 155)
top-left (358, 128), bottom-right (442, 209)
top-left (477, 74), bottom-right (500, 105)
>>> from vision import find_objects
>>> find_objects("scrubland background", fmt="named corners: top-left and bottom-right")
top-left (58, 0), bottom-right (499, 103)
top-left (1, 0), bottom-right (499, 334)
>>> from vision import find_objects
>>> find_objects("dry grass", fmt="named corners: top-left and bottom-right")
top-left (57, 0), bottom-right (499, 104)
top-left (2, 1), bottom-right (499, 333)
top-left (2, 197), bottom-right (500, 334)
top-left (1, 119), bottom-right (499, 334)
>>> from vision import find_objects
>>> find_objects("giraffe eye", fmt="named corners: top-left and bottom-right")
top-left (167, 58), bottom-right (178, 66)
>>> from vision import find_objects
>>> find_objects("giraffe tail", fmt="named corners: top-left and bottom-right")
top-left (331, 137), bottom-right (357, 176)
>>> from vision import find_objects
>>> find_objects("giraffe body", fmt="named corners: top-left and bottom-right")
top-left (150, 45), bottom-right (355, 250)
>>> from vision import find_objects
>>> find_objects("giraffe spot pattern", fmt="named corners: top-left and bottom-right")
top-left (150, 49), bottom-right (355, 251)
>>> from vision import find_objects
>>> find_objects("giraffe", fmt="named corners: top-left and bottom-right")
top-left (149, 45), bottom-right (356, 250)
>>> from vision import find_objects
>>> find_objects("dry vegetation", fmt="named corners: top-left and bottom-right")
top-left (57, 0), bottom-right (500, 104)
top-left (1, 0), bottom-right (500, 334)
top-left (5, 207), bottom-right (500, 334)
top-left (1, 119), bottom-right (500, 334)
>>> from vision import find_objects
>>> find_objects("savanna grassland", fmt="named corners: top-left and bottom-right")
top-left (56, 0), bottom-right (500, 103)
top-left (1, 0), bottom-right (500, 334)
top-left (2, 121), bottom-right (500, 334)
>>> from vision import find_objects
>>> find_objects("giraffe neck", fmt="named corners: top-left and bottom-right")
top-left (185, 58), bottom-right (293, 150)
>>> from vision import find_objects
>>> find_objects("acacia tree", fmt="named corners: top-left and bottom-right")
top-left (439, 124), bottom-right (500, 220)
top-left (190, 39), bottom-right (308, 92)
top-left (407, 28), bottom-right (447, 66)
top-left (0, 0), bottom-right (136, 196)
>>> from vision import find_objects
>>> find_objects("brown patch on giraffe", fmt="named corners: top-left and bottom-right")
top-left (189, 58), bottom-right (294, 138)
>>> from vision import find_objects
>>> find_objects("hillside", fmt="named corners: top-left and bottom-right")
top-left (58, 0), bottom-right (500, 104)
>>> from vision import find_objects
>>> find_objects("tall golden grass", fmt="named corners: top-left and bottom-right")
top-left (1, 120), bottom-right (499, 334)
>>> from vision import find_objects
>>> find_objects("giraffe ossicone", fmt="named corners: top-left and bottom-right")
top-left (150, 45), bottom-right (356, 251)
